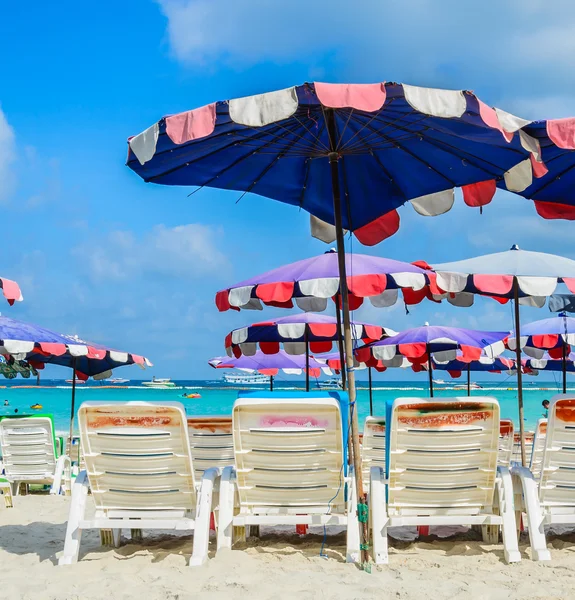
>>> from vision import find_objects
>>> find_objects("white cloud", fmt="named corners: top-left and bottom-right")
top-left (74, 223), bottom-right (231, 282)
top-left (0, 108), bottom-right (16, 203)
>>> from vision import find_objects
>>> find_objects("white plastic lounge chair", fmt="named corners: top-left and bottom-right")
top-left (528, 418), bottom-right (547, 480)
top-left (511, 395), bottom-right (575, 562)
top-left (187, 417), bottom-right (234, 480)
top-left (498, 419), bottom-right (515, 468)
top-left (370, 397), bottom-right (520, 564)
top-left (362, 416), bottom-right (385, 493)
top-left (59, 401), bottom-right (219, 566)
top-left (0, 415), bottom-right (69, 495)
top-left (217, 394), bottom-right (360, 563)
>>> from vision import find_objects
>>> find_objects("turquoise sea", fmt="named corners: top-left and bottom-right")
top-left (0, 379), bottom-right (569, 435)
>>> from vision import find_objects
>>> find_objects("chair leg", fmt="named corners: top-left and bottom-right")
top-left (511, 465), bottom-right (551, 561)
top-left (190, 467), bottom-right (219, 567)
top-left (59, 470), bottom-right (89, 565)
top-left (131, 529), bottom-right (143, 543)
top-left (370, 466), bottom-right (389, 565)
top-left (497, 467), bottom-right (521, 563)
top-left (112, 529), bottom-right (122, 548)
top-left (346, 469), bottom-right (360, 564)
top-left (1, 483), bottom-right (13, 508)
top-left (216, 466), bottom-right (235, 552)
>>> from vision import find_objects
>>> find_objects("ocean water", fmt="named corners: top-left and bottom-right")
top-left (0, 379), bottom-right (568, 435)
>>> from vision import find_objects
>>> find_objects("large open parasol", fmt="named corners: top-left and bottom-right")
top-left (355, 324), bottom-right (509, 397)
top-left (507, 313), bottom-right (575, 393)
top-left (432, 246), bottom-right (575, 464)
top-left (0, 315), bottom-right (152, 449)
top-left (126, 80), bottom-right (556, 564)
top-left (225, 313), bottom-right (393, 391)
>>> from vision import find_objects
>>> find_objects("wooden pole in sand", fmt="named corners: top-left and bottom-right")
top-left (326, 108), bottom-right (368, 565)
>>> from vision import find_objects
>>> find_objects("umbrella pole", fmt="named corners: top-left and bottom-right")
top-left (427, 345), bottom-right (434, 398)
top-left (368, 367), bottom-right (373, 416)
top-left (326, 125), bottom-right (367, 565)
top-left (335, 294), bottom-right (347, 390)
top-left (270, 375), bottom-right (273, 392)
top-left (513, 280), bottom-right (527, 467)
top-left (467, 364), bottom-right (471, 396)
top-left (68, 358), bottom-right (77, 457)
top-left (563, 343), bottom-right (567, 394)
top-left (305, 331), bottom-right (310, 392)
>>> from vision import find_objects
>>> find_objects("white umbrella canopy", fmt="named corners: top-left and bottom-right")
top-left (430, 245), bottom-right (575, 465)
top-left (432, 245), bottom-right (575, 307)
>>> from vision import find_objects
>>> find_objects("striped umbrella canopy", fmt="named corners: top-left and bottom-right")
top-left (0, 277), bottom-right (22, 306)
top-left (125, 81), bottom-right (549, 244)
top-left (497, 118), bottom-right (575, 220)
top-left (507, 314), bottom-right (575, 360)
top-left (216, 250), bottom-right (432, 313)
top-left (0, 315), bottom-right (152, 451)
top-left (355, 324), bottom-right (509, 365)
top-left (0, 316), bottom-right (152, 378)
top-left (524, 353), bottom-right (575, 374)
top-left (508, 313), bottom-right (575, 393)
top-left (209, 350), bottom-right (330, 378)
top-left (225, 312), bottom-right (394, 358)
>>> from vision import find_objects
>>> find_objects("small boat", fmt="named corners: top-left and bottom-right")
top-left (66, 378), bottom-right (85, 385)
top-left (316, 377), bottom-right (343, 390)
top-left (100, 377), bottom-right (129, 385)
top-left (222, 372), bottom-right (269, 385)
top-left (432, 379), bottom-right (447, 385)
top-left (142, 377), bottom-right (177, 389)
top-left (30, 404), bottom-right (42, 410)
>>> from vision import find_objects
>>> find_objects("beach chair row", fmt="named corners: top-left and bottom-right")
top-left (57, 394), bottom-right (522, 567)
top-left (3, 395), bottom-right (570, 567)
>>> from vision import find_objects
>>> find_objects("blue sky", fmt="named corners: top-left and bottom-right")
top-left (1, 0), bottom-right (575, 382)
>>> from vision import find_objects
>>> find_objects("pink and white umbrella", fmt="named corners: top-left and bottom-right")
top-left (0, 277), bottom-right (22, 306)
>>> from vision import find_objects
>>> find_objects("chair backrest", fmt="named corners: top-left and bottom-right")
top-left (0, 415), bottom-right (57, 481)
top-left (498, 419), bottom-right (514, 468)
top-left (539, 396), bottom-right (575, 509)
top-left (232, 396), bottom-right (345, 515)
top-left (529, 418), bottom-right (547, 480)
top-left (78, 401), bottom-right (197, 512)
top-left (387, 397), bottom-right (500, 516)
top-left (362, 416), bottom-right (386, 484)
top-left (187, 416), bottom-right (234, 480)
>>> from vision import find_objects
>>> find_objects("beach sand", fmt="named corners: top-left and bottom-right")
top-left (2, 495), bottom-right (575, 600)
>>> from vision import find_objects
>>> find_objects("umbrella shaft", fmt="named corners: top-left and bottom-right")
top-left (513, 280), bottom-right (527, 467)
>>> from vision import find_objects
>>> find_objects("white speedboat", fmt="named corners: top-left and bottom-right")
top-left (223, 372), bottom-right (269, 385)
top-left (100, 377), bottom-right (129, 385)
top-left (66, 378), bottom-right (85, 385)
top-left (142, 377), bottom-right (176, 388)
top-left (316, 377), bottom-right (343, 390)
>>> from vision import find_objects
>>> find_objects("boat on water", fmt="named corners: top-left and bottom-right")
top-left (222, 372), bottom-right (269, 385)
top-left (100, 377), bottom-right (129, 385)
top-left (453, 382), bottom-right (483, 390)
top-left (432, 378), bottom-right (447, 385)
top-left (316, 377), bottom-right (343, 390)
top-left (142, 377), bottom-right (177, 388)
top-left (65, 378), bottom-right (85, 385)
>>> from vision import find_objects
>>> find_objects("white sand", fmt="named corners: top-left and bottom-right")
top-left (2, 495), bottom-right (575, 600)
